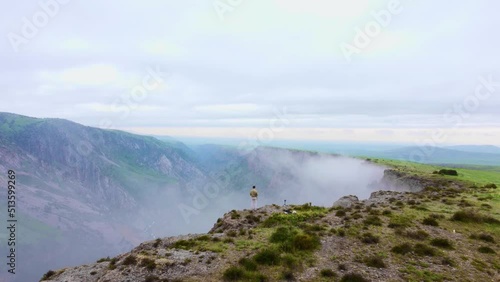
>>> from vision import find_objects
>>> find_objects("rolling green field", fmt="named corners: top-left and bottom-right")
top-left (369, 158), bottom-right (500, 187)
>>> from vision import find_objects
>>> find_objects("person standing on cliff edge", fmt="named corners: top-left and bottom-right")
top-left (250, 186), bottom-right (258, 210)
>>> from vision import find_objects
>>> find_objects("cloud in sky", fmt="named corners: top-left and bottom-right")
top-left (1, 0), bottom-right (499, 144)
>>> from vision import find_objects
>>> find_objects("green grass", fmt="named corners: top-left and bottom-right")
top-left (171, 237), bottom-right (229, 253)
top-left (261, 207), bottom-right (328, 227)
top-left (401, 265), bottom-right (446, 282)
top-left (370, 158), bottom-right (500, 187)
top-left (0, 113), bottom-right (44, 137)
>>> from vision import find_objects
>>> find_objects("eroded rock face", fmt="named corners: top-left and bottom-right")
top-left (332, 195), bottom-right (359, 208)
top-left (378, 169), bottom-right (446, 192)
top-left (365, 190), bottom-right (408, 205)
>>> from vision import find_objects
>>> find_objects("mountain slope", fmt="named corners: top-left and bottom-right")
top-left (0, 112), bottom-right (206, 282)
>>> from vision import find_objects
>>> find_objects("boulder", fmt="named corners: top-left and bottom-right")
top-left (332, 195), bottom-right (359, 208)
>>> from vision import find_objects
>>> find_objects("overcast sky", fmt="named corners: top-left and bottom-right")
top-left (1, 0), bottom-right (500, 144)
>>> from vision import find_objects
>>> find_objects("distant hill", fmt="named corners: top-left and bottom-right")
top-left (356, 146), bottom-right (500, 166)
top-left (174, 137), bottom-right (500, 166)
top-left (445, 145), bottom-right (500, 154)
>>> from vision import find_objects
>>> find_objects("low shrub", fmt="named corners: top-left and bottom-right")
top-left (108, 258), bottom-right (118, 270)
top-left (173, 239), bottom-right (197, 249)
top-left (451, 210), bottom-right (500, 224)
top-left (293, 234), bottom-right (321, 251)
top-left (223, 266), bottom-right (245, 281)
top-left (481, 203), bottom-right (492, 209)
top-left (340, 273), bottom-right (369, 282)
top-left (364, 256), bottom-right (386, 268)
top-left (438, 169), bottom-right (458, 176)
top-left (405, 229), bottom-right (429, 240)
top-left (227, 230), bottom-right (238, 237)
top-left (483, 183), bottom-right (497, 188)
top-left (41, 270), bottom-right (56, 281)
top-left (230, 210), bottom-right (241, 219)
top-left (320, 269), bottom-right (337, 277)
top-left (245, 214), bottom-right (260, 224)
top-left (351, 213), bottom-right (363, 220)
top-left (122, 255), bottom-right (137, 265)
top-left (254, 248), bottom-right (281, 265)
top-left (144, 276), bottom-right (160, 282)
top-left (458, 200), bottom-right (473, 207)
top-left (363, 215), bottom-right (382, 226)
top-left (97, 257), bottom-right (112, 263)
top-left (391, 243), bottom-right (413, 255)
top-left (281, 254), bottom-right (299, 269)
top-left (361, 232), bottom-right (380, 244)
top-left (382, 210), bottom-right (392, 216)
top-left (336, 210), bottom-right (347, 217)
top-left (478, 246), bottom-right (496, 254)
top-left (281, 270), bottom-right (295, 281)
top-left (430, 238), bottom-right (454, 249)
top-left (140, 258), bottom-right (156, 270)
top-left (470, 233), bottom-right (495, 243)
top-left (301, 223), bottom-right (326, 232)
top-left (388, 214), bottom-right (412, 228)
top-left (197, 235), bottom-right (211, 241)
top-left (429, 213), bottom-right (445, 219)
top-left (338, 229), bottom-right (346, 237)
top-left (238, 257), bottom-right (258, 271)
top-left (153, 238), bottom-right (162, 248)
top-left (422, 217), bottom-right (439, 226)
top-left (441, 257), bottom-right (456, 267)
top-left (182, 258), bottom-right (191, 266)
top-left (413, 243), bottom-right (437, 257)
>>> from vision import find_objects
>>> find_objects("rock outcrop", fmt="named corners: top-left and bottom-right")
top-left (377, 169), bottom-right (456, 192)
top-left (332, 195), bottom-right (359, 208)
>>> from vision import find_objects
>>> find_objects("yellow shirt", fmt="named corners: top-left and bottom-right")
top-left (250, 189), bottom-right (258, 197)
